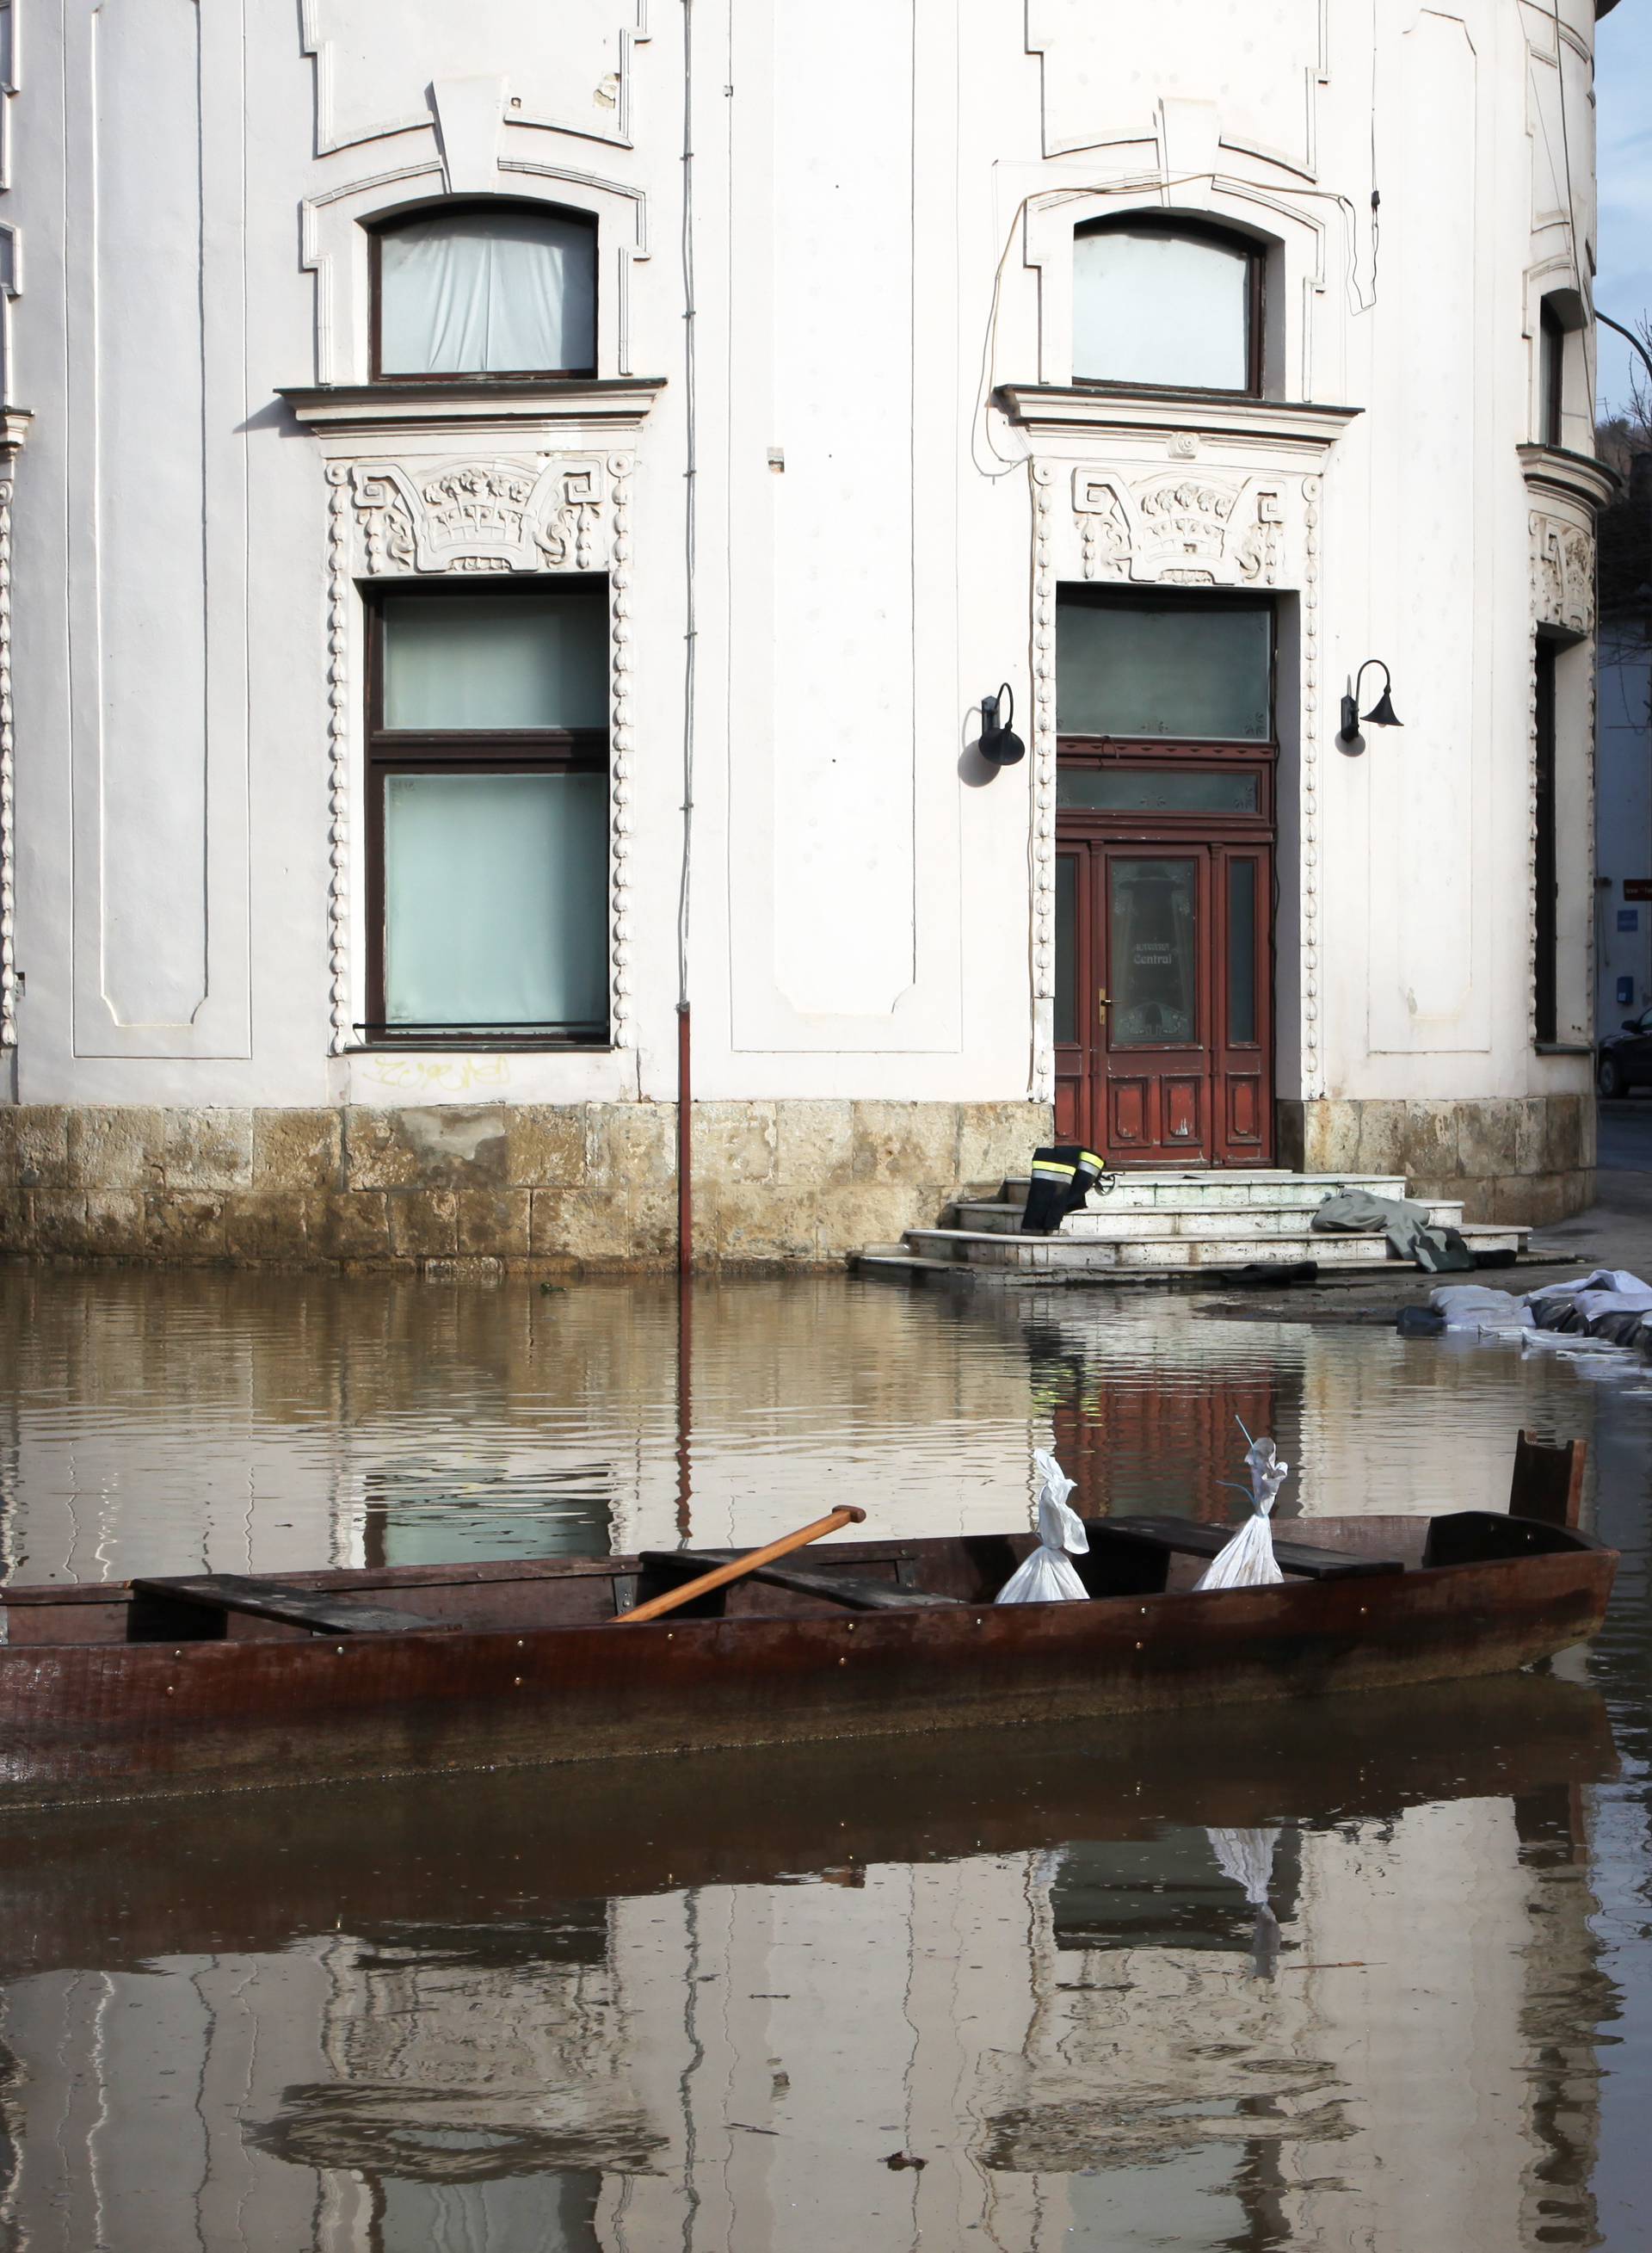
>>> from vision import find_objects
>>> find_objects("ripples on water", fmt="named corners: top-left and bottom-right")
top-left (0, 1266), bottom-right (1646, 2251)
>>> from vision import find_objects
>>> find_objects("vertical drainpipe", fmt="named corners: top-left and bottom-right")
top-left (676, 0), bottom-right (698, 1281)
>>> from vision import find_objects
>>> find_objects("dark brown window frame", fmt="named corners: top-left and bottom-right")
top-left (1539, 299), bottom-right (1566, 448)
top-left (367, 196), bottom-right (600, 384)
top-left (1071, 212), bottom-right (1266, 398)
top-left (362, 577), bottom-right (611, 1049)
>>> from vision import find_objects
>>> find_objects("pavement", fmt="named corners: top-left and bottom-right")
top-left (1532, 1098), bottom-right (1652, 1278)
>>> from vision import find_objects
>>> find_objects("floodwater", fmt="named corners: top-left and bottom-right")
top-left (0, 1265), bottom-right (1646, 2252)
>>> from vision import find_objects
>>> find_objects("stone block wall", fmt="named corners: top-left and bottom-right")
top-left (0, 1101), bottom-right (1052, 1275)
top-left (1276, 1096), bottom-right (1595, 1225)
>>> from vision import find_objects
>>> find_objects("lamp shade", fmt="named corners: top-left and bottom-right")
top-left (1361, 687), bottom-right (1402, 728)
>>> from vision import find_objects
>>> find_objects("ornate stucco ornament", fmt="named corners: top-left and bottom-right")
top-left (1072, 470), bottom-right (1284, 587)
top-left (349, 455), bottom-right (607, 575)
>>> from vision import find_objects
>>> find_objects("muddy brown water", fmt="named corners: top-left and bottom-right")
top-left (0, 1267), bottom-right (1646, 2251)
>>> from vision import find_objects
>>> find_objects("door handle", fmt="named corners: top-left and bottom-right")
top-left (1097, 989), bottom-right (1110, 1027)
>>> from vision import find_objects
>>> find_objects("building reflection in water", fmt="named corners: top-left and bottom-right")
top-left (0, 1677), bottom-right (1618, 2252)
top-left (0, 1268), bottom-right (1598, 1585)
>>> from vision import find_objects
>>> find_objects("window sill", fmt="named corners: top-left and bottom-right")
top-left (344, 1043), bottom-right (614, 1057)
top-left (1534, 1041), bottom-right (1594, 1056)
top-left (994, 384), bottom-right (1361, 450)
top-left (280, 376), bottom-right (666, 436)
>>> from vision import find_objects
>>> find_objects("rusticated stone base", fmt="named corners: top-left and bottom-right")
top-left (0, 1100), bottom-right (1052, 1275)
top-left (1276, 1096), bottom-right (1595, 1225)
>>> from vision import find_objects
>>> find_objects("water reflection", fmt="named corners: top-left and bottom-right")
top-left (0, 1264), bottom-right (1645, 2250)
top-left (0, 1682), bottom-right (1618, 2252)
top-left (0, 1269), bottom-right (1601, 1582)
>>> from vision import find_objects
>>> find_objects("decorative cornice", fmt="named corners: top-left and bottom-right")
top-left (997, 385), bottom-right (1360, 454)
top-left (1517, 443), bottom-right (1620, 515)
top-left (0, 410), bottom-right (32, 454)
top-left (279, 377), bottom-right (665, 438)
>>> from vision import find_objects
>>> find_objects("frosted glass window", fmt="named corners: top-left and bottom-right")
top-left (377, 206), bottom-right (596, 376)
top-left (384, 773), bottom-right (608, 1029)
top-left (383, 592), bottom-right (607, 732)
top-left (1073, 225), bottom-right (1254, 392)
top-left (1057, 598), bottom-right (1272, 741)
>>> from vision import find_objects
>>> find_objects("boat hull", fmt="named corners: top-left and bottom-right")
top-left (0, 1538), bottom-right (1615, 1807)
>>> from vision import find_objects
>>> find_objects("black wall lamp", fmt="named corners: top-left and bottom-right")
top-left (978, 682), bottom-right (1026, 766)
top-left (1338, 658), bottom-right (1402, 745)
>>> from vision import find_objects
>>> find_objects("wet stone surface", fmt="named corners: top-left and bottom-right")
top-left (0, 1265), bottom-right (1646, 2250)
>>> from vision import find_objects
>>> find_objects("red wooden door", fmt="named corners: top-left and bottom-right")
top-left (1055, 839), bottom-right (1272, 1166)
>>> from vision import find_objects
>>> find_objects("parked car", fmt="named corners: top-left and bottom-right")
top-left (1597, 1007), bottom-right (1652, 1096)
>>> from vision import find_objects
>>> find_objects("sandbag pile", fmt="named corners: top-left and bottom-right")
top-left (1427, 1268), bottom-right (1652, 1379)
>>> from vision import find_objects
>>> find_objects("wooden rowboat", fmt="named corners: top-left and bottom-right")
top-left (0, 1439), bottom-right (1616, 1807)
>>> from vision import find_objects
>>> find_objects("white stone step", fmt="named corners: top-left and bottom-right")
top-left (903, 1223), bottom-right (1528, 1274)
top-left (953, 1194), bottom-right (1470, 1241)
top-left (994, 1170), bottom-right (1415, 1214)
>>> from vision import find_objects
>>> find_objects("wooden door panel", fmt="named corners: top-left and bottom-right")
top-left (1225, 1069), bottom-right (1264, 1149)
top-left (1161, 1074), bottom-right (1205, 1150)
top-left (1107, 1077), bottom-right (1150, 1150)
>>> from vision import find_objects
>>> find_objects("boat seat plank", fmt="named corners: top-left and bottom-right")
top-left (132, 1574), bottom-right (446, 1636)
top-left (638, 1551), bottom-right (965, 1612)
top-left (1091, 1516), bottom-right (1405, 1582)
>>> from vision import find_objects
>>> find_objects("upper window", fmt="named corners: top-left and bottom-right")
top-left (372, 202), bottom-right (597, 380)
top-left (1057, 593), bottom-right (1273, 743)
top-left (1073, 218), bottom-right (1261, 395)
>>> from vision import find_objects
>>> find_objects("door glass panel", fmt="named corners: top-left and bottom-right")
top-left (1054, 855), bottom-right (1077, 1044)
top-left (1228, 859), bottom-right (1257, 1046)
top-left (1058, 768), bottom-right (1259, 814)
top-left (1109, 860), bottom-right (1198, 1047)
top-left (1057, 597), bottom-right (1271, 740)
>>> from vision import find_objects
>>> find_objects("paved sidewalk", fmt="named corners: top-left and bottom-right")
top-left (1530, 1098), bottom-right (1652, 1277)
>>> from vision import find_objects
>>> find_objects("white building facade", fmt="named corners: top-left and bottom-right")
top-left (0, 0), bottom-right (1617, 1268)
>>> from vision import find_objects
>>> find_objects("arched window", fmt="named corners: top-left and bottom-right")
top-left (1073, 218), bottom-right (1261, 394)
top-left (371, 201), bottom-right (597, 380)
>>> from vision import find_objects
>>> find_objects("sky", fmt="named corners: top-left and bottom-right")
top-left (1595, 1), bottom-right (1652, 417)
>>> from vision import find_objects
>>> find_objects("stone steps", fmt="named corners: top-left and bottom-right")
top-left (851, 1165), bottom-right (1532, 1286)
top-left (994, 1169), bottom-right (1414, 1212)
top-left (951, 1194), bottom-right (1470, 1241)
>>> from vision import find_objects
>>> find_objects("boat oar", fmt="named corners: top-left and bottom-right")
top-left (613, 1506), bottom-right (868, 1625)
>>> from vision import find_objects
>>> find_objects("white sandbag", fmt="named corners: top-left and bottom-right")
top-left (1196, 1428), bottom-right (1286, 1591)
top-left (996, 1448), bottom-right (1089, 1604)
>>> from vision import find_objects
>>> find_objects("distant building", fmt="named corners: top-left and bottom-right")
top-left (0, 1), bottom-right (1620, 1266)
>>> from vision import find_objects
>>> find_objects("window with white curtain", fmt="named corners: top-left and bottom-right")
top-left (373, 202), bottom-right (598, 378)
top-left (367, 583), bottom-right (610, 1042)
top-left (1073, 219), bottom-right (1260, 394)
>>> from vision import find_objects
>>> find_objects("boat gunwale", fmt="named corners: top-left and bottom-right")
top-left (0, 1516), bottom-right (1619, 1657)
